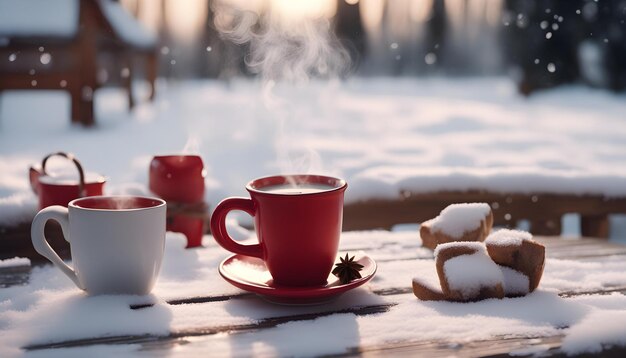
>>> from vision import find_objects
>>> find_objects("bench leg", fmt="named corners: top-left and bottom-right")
top-left (80, 94), bottom-right (95, 126)
top-left (146, 52), bottom-right (157, 101)
top-left (124, 53), bottom-right (135, 110)
top-left (530, 216), bottom-right (562, 236)
top-left (70, 87), bottom-right (81, 124)
top-left (581, 214), bottom-right (609, 239)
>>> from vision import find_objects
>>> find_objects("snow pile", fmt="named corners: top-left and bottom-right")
top-left (0, 257), bottom-right (30, 268)
top-left (561, 310), bottom-right (626, 354)
top-left (499, 265), bottom-right (530, 296)
top-left (429, 203), bottom-right (491, 238)
top-left (485, 229), bottom-right (534, 247)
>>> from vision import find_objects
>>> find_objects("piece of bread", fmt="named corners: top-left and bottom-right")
top-left (420, 203), bottom-right (493, 250)
top-left (412, 277), bottom-right (447, 301)
top-left (434, 242), bottom-right (504, 302)
top-left (485, 229), bottom-right (545, 292)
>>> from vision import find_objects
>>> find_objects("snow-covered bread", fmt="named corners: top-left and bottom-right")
top-left (485, 229), bottom-right (545, 292)
top-left (412, 276), bottom-right (447, 301)
top-left (434, 242), bottom-right (504, 302)
top-left (420, 203), bottom-right (493, 250)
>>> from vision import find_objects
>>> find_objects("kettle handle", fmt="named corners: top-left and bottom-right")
top-left (41, 152), bottom-right (86, 197)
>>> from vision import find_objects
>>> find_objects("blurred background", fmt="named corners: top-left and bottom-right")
top-left (3, 0), bottom-right (625, 95)
top-left (118, 0), bottom-right (626, 93)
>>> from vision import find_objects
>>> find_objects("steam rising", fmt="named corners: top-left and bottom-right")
top-left (182, 136), bottom-right (201, 154)
top-left (213, 1), bottom-right (350, 82)
top-left (211, 1), bottom-right (349, 185)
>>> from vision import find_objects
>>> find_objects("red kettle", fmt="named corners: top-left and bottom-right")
top-left (29, 152), bottom-right (106, 209)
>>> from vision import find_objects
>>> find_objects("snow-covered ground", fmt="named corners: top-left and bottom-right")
top-left (1, 78), bottom-right (626, 355)
top-left (1, 77), bottom-right (626, 239)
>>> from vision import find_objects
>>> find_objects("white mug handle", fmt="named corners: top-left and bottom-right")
top-left (31, 206), bottom-right (83, 289)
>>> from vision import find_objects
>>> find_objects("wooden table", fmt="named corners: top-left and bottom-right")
top-left (2, 234), bottom-right (626, 357)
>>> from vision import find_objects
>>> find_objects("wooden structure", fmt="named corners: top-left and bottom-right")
top-left (0, 0), bottom-right (157, 126)
top-left (343, 191), bottom-right (626, 238)
top-left (2, 234), bottom-right (625, 356)
top-left (2, 190), bottom-right (626, 263)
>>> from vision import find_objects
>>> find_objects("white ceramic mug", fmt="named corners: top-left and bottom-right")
top-left (31, 196), bottom-right (166, 295)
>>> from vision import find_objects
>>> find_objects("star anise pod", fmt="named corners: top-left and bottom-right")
top-left (332, 253), bottom-right (364, 284)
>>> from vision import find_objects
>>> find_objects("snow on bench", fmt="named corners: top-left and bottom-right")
top-left (0, 0), bottom-right (155, 47)
top-left (347, 166), bottom-right (626, 202)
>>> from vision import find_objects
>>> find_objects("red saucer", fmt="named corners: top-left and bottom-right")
top-left (218, 252), bottom-right (377, 305)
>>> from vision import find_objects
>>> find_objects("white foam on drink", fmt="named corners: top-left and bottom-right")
top-left (258, 183), bottom-right (335, 195)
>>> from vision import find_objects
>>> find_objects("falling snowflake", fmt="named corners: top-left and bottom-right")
top-left (40, 53), bottom-right (51, 65)
top-left (425, 53), bottom-right (437, 65)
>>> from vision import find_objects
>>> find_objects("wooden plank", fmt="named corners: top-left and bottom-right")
top-left (23, 303), bottom-right (395, 351)
top-left (353, 335), bottom-right (565, 358)
top-left (0, 265), bottom-right (31, 288)
top-left (22, 287), bottom-right (626, 352)
top-left (353, 335), bottom-right (626, 358)
top-left (0, 221), bottom-right (70, 262)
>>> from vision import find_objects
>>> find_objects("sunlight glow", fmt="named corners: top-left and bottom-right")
top-left (270, 0), bottom-right (336, 20)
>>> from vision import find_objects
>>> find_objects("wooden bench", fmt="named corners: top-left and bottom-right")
top-left (344, 191), bottom-right (626, 238)
top-left (0, 0), bottom-right (157, 126)
top-left (2, 190), bottom-right (626, 262)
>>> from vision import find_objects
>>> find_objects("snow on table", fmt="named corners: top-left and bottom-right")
top-left (0, 229), bottom-right (625, 356)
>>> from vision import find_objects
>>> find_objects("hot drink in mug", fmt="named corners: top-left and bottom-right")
top-left (211, 175), bottom-right (347, 287)
top-left (31, 196), bottom-right (166, 295)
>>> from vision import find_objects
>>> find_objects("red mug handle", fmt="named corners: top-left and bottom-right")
top-left (210, 197), bottom-right (263, 259)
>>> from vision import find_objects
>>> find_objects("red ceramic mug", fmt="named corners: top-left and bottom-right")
top-left (210, 175), bottom-right (347, 287)
top-left (149, 155), bottom-right (205, 203)
top-left (149, 155), bottom-right (206, 248)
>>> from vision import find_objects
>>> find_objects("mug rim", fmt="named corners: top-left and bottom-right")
top-left (69, 195), bottom-right (166, 212)
top-left (246, 174), bottom-right (347, 197)
top-left (151, 154), bottom-right (203, 160)
top-left (38, 173), bottom-right (107, 186)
